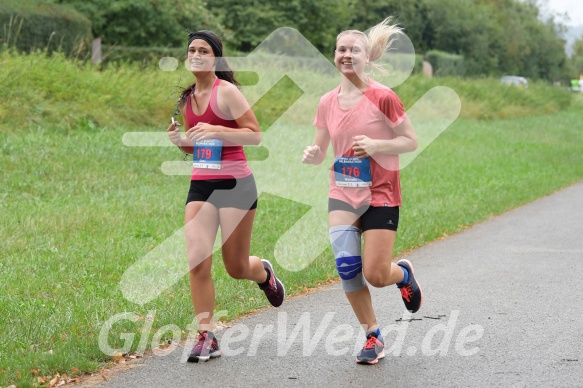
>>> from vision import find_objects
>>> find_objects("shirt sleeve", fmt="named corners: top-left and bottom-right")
top-left (312, 96), bottom-right (328, 130)
top-left (380, 90), bottom-right (407, 129)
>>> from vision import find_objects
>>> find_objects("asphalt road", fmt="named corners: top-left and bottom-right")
top-left (89, 181), bottom-right (583, 388)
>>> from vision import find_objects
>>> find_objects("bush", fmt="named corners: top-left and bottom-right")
top-left (0, 0), bottom-right (92, 56)
top-left (414, 54), bottom-right (424, 74)
top-left (426, 50), bottom-right (465, 77)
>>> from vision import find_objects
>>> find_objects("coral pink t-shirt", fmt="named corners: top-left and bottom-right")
top-left (185, 78), bottom-right (252, 180)
top-left (313, 80), bottom-right (407, 208)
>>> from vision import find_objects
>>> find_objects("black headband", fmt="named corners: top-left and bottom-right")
top-left (188, 31), bottom-right (223, 58)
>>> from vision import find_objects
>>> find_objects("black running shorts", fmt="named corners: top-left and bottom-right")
top-left (186, 174), bottom-right (258, 210)
top-left (328, 198), bottom-right (399, 231)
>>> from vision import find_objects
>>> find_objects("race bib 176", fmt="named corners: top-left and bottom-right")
top-left (333, 156), bottom-right (372, 187)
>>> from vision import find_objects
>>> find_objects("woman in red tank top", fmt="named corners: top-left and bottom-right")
top-left (166, 30), bottom-right (285, 363)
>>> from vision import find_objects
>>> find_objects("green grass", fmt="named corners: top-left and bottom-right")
top-left (1, 50), bottom-right (583, 386)
top-left (2, 109), bottom-right (583, 386)
top-left (391, 75), bottom-right (574, 120)
top-left (398, 109), bottom-right (583, 250)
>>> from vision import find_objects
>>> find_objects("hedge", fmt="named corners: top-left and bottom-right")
top-left (426, 50), bottom-right (465, 77)
top-left (0, 0), bottom-right (92, 56)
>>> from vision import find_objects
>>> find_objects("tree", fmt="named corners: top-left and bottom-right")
top-left (571, 36), bottom-right (583, 78)
top-left (204, 0), bottom-right (281, 51)
top-left (42, 0), bottom-right (571, 80)
top-left (206, 0), bottom-right (353, 52)
top-left (274, 0), bottom-right (354, 54)
top-left (493, 0), bottom-right (568, 80)
top-left (423, 0), bottom-right (504, 75)
top-left (45, 0), bottom-right (226, 47)
top-left (418, 0), bottom-right (569, 80)
top-left (349, 0), bottom-right (431, 54)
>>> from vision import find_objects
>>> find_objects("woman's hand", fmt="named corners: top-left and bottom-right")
top-left (352, 135), bottom-right (378, 159)
top-left (186, 122), bottom-right (220, 142)
top-left (167, 118), bottom-right (181, 145)
top-left (302, 145), bottom-right (321, 164)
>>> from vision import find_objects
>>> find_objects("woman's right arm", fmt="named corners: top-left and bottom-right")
top-left (302, 127), bottom-right (330, 165)
top-left (167, 107), bottom-right (194, 154)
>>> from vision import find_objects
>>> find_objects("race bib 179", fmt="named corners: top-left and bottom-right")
top-left (193, 139), bottom-right (223, 169)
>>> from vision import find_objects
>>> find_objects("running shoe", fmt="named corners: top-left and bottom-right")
top-left (187, 331), bottom-right (221, 363)
top-left (397, 259), bottom-right (423, 313)
top-left (356, 331), bottom-right (385, 365)
top-left (258, 259), bottom-right (285, 307)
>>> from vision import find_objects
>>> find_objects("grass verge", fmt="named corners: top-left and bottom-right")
top-left (1, 106), bottom-right (583, 385)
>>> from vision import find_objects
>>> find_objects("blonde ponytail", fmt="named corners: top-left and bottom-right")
top-left (367, 17), bottom-right (402, 62)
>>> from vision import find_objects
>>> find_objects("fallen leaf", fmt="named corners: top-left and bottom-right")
top-left (49, 374), bottom-right (59, 387)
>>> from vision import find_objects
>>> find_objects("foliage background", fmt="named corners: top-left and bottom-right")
top-left (32, 0), bottom-right (582, 82)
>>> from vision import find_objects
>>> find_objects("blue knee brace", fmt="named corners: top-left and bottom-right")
top-left (330, 225), bottom-right (366, 292)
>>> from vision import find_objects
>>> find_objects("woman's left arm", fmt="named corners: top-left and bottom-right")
top-left (187, 82), bottom-right (261, 145)
top-left (352, 117), bottom-right (418, 158)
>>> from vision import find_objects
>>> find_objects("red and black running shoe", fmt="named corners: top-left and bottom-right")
top-left (187, 331), bottom-right (221, 363)
top-left (397, 259), bottom-right (423, 313)
top-left (258, 259), bottom-right (285, 307)
top-left (356, 332), bottom-right (385, 365)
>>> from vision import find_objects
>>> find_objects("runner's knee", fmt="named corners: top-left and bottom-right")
top-left (223, 261), bottom-right (248, 280)
top-left (363, 258), bottom-right (394, 287)
top-left (330, 225), bottom-right (366, 292)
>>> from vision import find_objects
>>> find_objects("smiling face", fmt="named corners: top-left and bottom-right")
top-left (334, 33), bottom-right (369, 78)
top-left (187, 39), bottom-right (216, 73)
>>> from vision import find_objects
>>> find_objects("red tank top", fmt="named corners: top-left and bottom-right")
top-left (185, 78), bottom-right (252, 180)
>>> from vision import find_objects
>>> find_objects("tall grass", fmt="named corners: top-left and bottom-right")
top-left (0, 49), bottom-right (179, 131)
top-left (1, 50), bottom-right (583, 386)
top-left (0, 50), bottom-right (578, 133)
